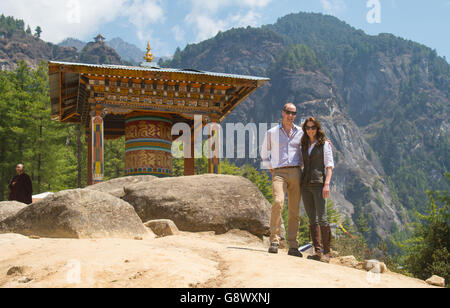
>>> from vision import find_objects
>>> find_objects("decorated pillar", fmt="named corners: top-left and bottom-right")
top-left (87, 107), bottom-right (104, 186)
top-left (125, 111), bottom-right (173, 177)
top-left (91, 113), bottom-right (104, 184)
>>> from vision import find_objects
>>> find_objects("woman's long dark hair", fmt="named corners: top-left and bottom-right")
top-left (301, 117), bottom-right (326, 149)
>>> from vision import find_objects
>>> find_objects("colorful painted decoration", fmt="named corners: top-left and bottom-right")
top-left (92, 115), bottom-right (104, 184)
top-left (124, 112), bottom-right (173, 177)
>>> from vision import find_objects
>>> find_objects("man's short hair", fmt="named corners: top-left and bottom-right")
top-left (283, 103), bottom-right (296, 112)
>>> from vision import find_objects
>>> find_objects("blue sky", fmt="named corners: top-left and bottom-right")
top-left (2, 0), bottom-right (450, 60)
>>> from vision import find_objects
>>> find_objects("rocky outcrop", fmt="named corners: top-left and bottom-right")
top-left (426, 275), bottom-right (445, 287)
top-left (0, 201), bottom-right (28, 222)
top-left (123, 174), bottom-right (273, 238)
top-left (0, 30), bottom-right (122, 71)
top-left (85, 175), bottom-right (157, 198)
top-left (0, 32), bottom-right (79, 70)
top-left (79, 41), bottom-right (122, 65)
top-left (364, 259), bottom-right (388, 274)
top-left (144, 219), bottom-right (180, 237)
top-left (333, 256), bottom-right (364, 270)
top-left (0, 189), bottom-right (148, 239)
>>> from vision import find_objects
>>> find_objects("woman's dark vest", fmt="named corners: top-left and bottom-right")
top-left (301, 143), bottom-right (325, 185)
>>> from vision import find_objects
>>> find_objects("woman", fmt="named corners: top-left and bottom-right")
top-left (300, 117), bottom-right (334, 263)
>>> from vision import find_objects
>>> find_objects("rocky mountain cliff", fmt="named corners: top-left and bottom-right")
top-left (78, 39), bottom-right (122, 65)
top-left (58, 37), bottom-right (171, 66)
top-left (58, 37), bottom-right (86, 52)
top-left (163, 13), bottom-right (450, 245)
top-left (59, 37), bottom-right (143, 65)
top-left (0, 31), bottom-right (79, 70)
top-left (0, 17), bottom-right (124, 69)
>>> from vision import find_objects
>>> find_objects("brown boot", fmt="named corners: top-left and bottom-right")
top-left (320, 225), bottom-right (332, 263)
top-left (307, 224), bottom-right (322, 261)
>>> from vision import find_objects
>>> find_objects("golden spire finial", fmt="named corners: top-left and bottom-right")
top-left (144, 42), bottom-right (155, 62)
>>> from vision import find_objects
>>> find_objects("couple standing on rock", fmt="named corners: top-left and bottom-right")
top-left (261, 103), bottom-right (334, 263)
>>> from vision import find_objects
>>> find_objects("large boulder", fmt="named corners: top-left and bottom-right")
top-left (0, 201), bottom-right (29, 222)
top-left (0, 189), bottom-right (149, 239)
top-left (123, 174), bottom-right (273, 238)
top-left (85, 175), bottom-right (157, 198)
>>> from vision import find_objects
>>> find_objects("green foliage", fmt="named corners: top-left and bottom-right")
top-left (34, 26), bottom-right (42, 38)
top-left (333, 216), bottom-right (373, 261)
top-left (399, 175), bottom-right (450, 286)
top-left (162, 26), bottom-right (285, 72)
top-left (0, 61), bottom-right (81, 197)
top-left (104, 137), bottom-right (125, 180)
top-left (271, 44), bottom-right (323, 73)
top-left (0, 14), bottom-right (25, 38)
top-left (369, 68), bottom-right (450, 215)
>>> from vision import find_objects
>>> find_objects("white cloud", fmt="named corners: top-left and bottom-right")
top-left (239, 0), bottom-right (272, 9)
top-left (123, 0), bottom-right (164, 42)
top-left (1, 0), bottom-right (164, 44)
top-left (172, 25), bottom-right (185, 43)
top-left (185, 0), bottom-right (272, 42)
top-left (320, 0), bottom-right (347, 16)
top-left (185, 14), bottom-right (228, 42)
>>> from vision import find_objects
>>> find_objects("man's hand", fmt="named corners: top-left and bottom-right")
top-left (270, 169), bottom-right (274, 176)
top-left (323, 183), bottom-right (330, 199)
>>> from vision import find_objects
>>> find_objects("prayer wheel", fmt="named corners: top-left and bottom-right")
top-left (124, 112), bottom-right (173, 177)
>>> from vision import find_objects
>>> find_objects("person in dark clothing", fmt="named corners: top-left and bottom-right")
top-left (8, 164), bottom-right (33, 205)
top-left (300, 117), bottom-right (334, 263)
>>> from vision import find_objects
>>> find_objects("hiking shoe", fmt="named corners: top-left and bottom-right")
top-left (307, 254), bottom-right (322, 261)
top-left (268, 243), bottom-right (279, 254)
top-left (288, 248), bottom-right (303, 258)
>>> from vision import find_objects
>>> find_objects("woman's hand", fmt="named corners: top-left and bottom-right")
top-left (323, 183), bottom-right (330, 199)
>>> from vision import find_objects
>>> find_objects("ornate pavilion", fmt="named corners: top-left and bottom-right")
top-left (48, 42), bottom-right (269, 185)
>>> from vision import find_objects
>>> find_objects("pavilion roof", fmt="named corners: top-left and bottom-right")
top-left (48, 61), bottom-right (270, 138)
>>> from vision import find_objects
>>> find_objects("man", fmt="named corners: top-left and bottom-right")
top-left (261, 103), bottom-right (303, 257)
top-left (8, 164), bottom-right (33, 205)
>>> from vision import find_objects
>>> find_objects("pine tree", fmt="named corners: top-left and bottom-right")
top-left (34, 26), bottom-right (42, 38)
top-left (402, 174), bottom-right (450, 286)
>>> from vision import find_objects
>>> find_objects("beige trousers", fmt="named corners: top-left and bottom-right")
top-left (270, 167), bottom-right (302, 249)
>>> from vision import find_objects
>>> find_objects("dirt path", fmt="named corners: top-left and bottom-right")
top-left (0, 231), bottom-right (435, 288)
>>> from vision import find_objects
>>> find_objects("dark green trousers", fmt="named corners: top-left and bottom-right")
top-left (301, 184), bottom-right (329, 227)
